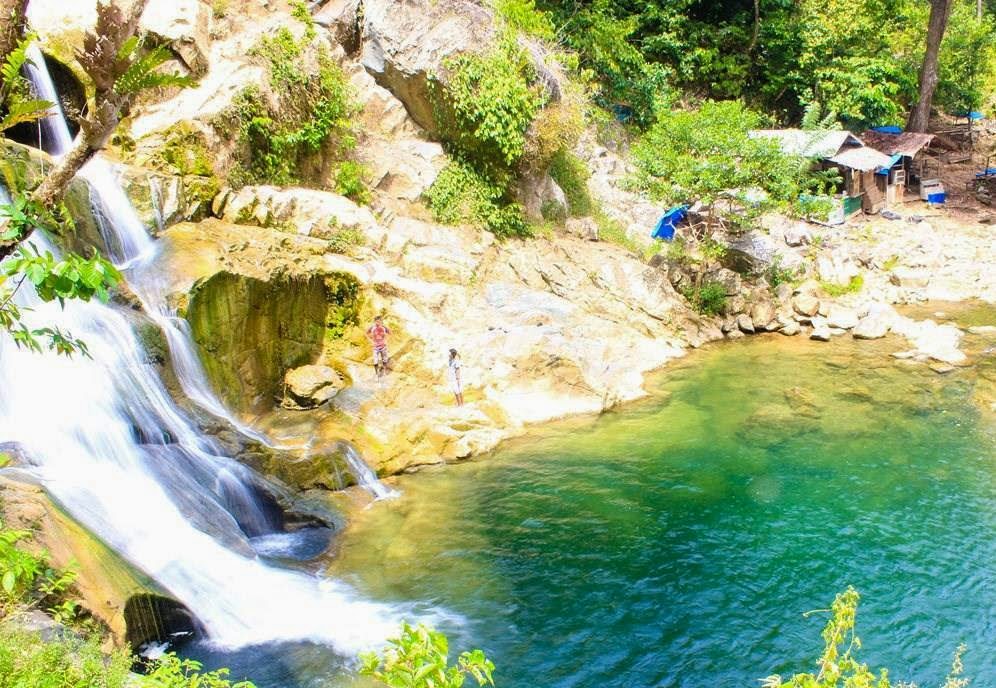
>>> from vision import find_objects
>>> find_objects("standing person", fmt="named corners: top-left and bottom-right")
top-left (366, 315), bottom-right (391, 378)
top-left (448, 348), bottom-right (464, 407)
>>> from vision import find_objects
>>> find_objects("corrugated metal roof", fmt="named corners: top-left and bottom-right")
top-left (861, 131), bottom-right (935, 157)
top-left (749, 129), bottom-right (863, 158)
top-left (828, 146), bottom-right (894, 172)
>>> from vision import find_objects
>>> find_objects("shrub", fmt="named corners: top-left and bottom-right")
top-left (333, 161), bottom-right (370, 205)
top-left (219, 24), bottom-right (360, 190)
top-left (360, 623), bottom-right (494, 688)
top-left (0, 521), bottom-right (77, 618)
top-left (426, 160), bottom-right (531, 239)
top-left (435, 37), bottom-right (547, 174)
top-left (540, 198), bottom-right (567, 224)
top-left (0, 628), bottom-right (131, 688)
top-left (765, 256), bottom-right (798, 288)
top-left (681, 281), bottom-right (728, 316)
top-left (548, 149), bottom-right (593, 217)
top-left (492, 0), bottom-right (555, 40)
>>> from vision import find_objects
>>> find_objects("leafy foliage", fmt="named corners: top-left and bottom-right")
top-left (113, 39), bottom-right (194, 96)
top-left (426, 160), bottom-right (531, 238)
top-left (548, 149), bottom-right (593, 217)
top-left (0, 522), bottom-right (78, 619)
top-left (437, 37), bottom-right (547, 173)
top-left (820, 274), bottom-right (864, 296)
top-left (631, 101), bottom-right (830, 219)
top-left (0, 199), bottom-right (120, 357)
top-left (0, 628), bottom-right (132, 688)
top-left (141, 654), bottom-right (255, 688)
top-left (0, 35), bottom-right (51, 135)
top-left (360, 623), bottom-right (495, 688)
top-left (681, 281), bottom-right (728, 315)
top-left (492, 0), bottom-right (556, 39)
top-left (222, 25), bottom-right (359, 189)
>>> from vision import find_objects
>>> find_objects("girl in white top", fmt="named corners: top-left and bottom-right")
top-left (448, 348), bottom-right (464, 407)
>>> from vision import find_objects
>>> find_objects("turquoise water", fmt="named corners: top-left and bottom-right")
top-left (192, 333), bottom-right (996, 687)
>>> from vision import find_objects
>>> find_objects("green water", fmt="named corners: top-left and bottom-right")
top-left (328, 334), bottom-right (996, 687)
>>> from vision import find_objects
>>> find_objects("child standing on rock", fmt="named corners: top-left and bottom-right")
top-left (366, 315), bottom-right (391, 378)
top-left (448, 348), bottom-right (464, 407)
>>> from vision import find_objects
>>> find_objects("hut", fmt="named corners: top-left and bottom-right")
top-left (749, 129), bottom-right (893, 218)
top-left (861, 130), bottom-right (936, 203)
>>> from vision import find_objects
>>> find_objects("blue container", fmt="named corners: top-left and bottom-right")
top-left (927, 192), bottom-right (946, 204)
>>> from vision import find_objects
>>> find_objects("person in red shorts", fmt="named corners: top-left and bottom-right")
top-left (366, 315), bottom-right (391, 378)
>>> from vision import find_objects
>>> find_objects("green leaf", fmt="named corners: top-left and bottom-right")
top-left (2, 569), bottom-right (16, 593)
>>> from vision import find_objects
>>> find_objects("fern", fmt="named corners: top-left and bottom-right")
top-left (0, 98), bottom-right (52, 134)
top-left (1, 34), bottom-right (37, 103)
top-left (113, 43), bottom-right (194, 96)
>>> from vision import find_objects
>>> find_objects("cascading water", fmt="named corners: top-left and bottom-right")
top-left (341, 442), bottom-right (399, 501)
top-left (0, 49), bottom-right (410, 652)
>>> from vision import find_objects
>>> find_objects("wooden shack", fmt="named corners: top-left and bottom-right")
top-left (861, 131), bottom-right (936, 202)
top-left (749, 129), bottom-right (893, 217)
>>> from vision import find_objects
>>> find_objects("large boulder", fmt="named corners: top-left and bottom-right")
top-left (793, 293), bottom-right (820, 317)
top-left (283, 365), bottom-right (347, 409)
top-left (852, 303), bottom-right (898, 340)
top-left (750, 301), bottom-right (777, 331)
top-left (140, 0), bottom-right (212, 75)
top-left (218, 185), bottom-right (379, 240)
top-left (360, 0), bottom-right (496, 135)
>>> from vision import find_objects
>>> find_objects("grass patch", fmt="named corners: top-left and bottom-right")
top-left (681, 281), bottom-right (728, 315)
top-left (820, 274), bottom-right (864, 296)
top-left (548, 149), bottom-right (593, 217)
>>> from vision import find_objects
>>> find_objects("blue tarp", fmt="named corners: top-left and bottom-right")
top-left (976, 168), bottom-right (996, 178)
top-left (876, 153), bottom-right (903, 175)
top-left (957, 111), bottom-right (985, 120)
top-left (652, 205), bottom-right (688, 241)
top-left (871, 125), bottom-right (903, 134)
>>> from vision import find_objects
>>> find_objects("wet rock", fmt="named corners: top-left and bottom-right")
top-left (283, 365), bottom-right (347, 409)
top-left (780, 320), bottom-right (801, 336)
top-left (852, 304), bottom-right (897, 340)
top-left (826, 305), bottom-right (859, 330)
top-left (737, 314), bottom-right (756, 334)
top-left (793, 293), bottom-right (820, 317)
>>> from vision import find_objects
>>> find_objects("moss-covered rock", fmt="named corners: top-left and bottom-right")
top-left (186, 271), bottom-right (357, 413)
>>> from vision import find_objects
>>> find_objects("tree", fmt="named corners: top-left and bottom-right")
top-left (0, 0), bottom-right (27, 69)
top-left (908, 0), bottom-right (954, 132)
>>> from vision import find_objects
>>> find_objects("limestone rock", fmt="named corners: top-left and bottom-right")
top-left (793, 293), bottom-right (820, 317)
top-left (221, 186), bottom-right (379, 239)
top-left (890, 267), bottom-right (931, 289)
top-left (852, 304), bottom-right (897, 340)
top-left (713, 268), bottom-right (743, 296)
top-left (283, 365), bottom-right (347, 409)
top-left (565, 217), bottom-right (599, 241)
top-left (140, 0), bottom-right (212, 75)
top-left (315, 0), bottom-right (363, 53)
top-left (816, 249), bottom-right (860, 286)
top-left (521, 173), bottom-right (568, 222)
top-left (750, 301), bottom-right (777, 331)
top-left (774, 282), bottom-right (793, 303)
top-left (810, 316), bottom-right (832, 341)
top-left (780, 320), bottom-right (801, 336)
top-left (737, 314), bottom-right (756, 334)
top-left (784, 223), bottom-right (812, 247)
top-left (826, 305), bottom-right (859, 330)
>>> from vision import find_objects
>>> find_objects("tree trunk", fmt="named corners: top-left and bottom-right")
top-left (907, 0), bottom-right (953, 133)
top-left (0, 0), bottom-right (28, 69)
top-left (748, 0), bottom-right (761, 53)
top-left (979, 0), bottom-right (984, 20)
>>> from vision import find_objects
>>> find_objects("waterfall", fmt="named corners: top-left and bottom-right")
top-left (1, 51), bottom-right (409, 652)
top-left (340, 442), bottom-right (399, 501)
